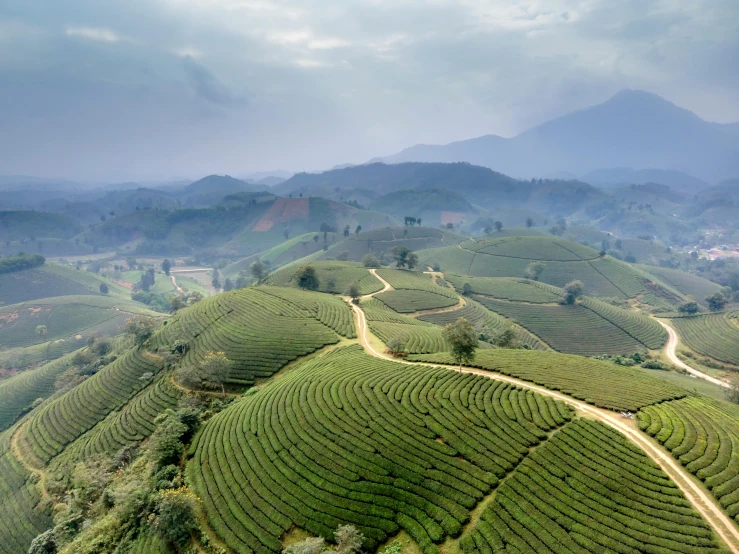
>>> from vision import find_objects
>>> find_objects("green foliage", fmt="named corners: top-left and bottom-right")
top-left (148, 413), bottom-right (188, 467)
top-left (28, 529), bottom-right (56, 554)
top-left (99, 282), bottom-right (109, 294)
top-left (297, 265), bottom-right (320, 290)
top-left (442, 317), bottom-right (477, 366)
top-left (344, 283), bottom-right (361, 302)
top-left (678, 301), bottom-right (699, 314)
top-left (523, 261), bottom-right (545, 281)
top-left (386, 334), bottom-right (408, 355)
top-left (199, 351), bottom-right (232, 395)
top-left (161, 259), bottom-right (171, 276)
top-left (446, 275), bottom-right (561, 303)
top-left (268, 261), bottom-right (382, 296)
top-left (0, 253), bottom-right (45, 274)
top-left (362, 254), bottom-right (380, 268)
top-left (150, 487), bottom-right (199, 546)
top-left (391, 246), bottom-right (418, 270)
top-left (251, 260), bottom-right (267, 281)
top-left (169, 295), bottom-right (186, 313)
top-left (705, 292), bottom-right (728, 311)
top-left (562, 279), bottom-right (583, 304)
top-left (125, 315), bottom-right (159, 346)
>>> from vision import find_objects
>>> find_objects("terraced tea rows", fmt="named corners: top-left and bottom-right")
top-left (188, 345), bottom-right (573, 554)
top-left (0, 352), bottom-right (75, 431)
top-left (671, 311), bottom-right (739, 365)
top-left (18, 346), bottom-right (165, 464)
top-left (267, 261), bottom-right (382, 295)
top-left (461, 419), bottom-right (721, 553)
top-left (0, 430), bottom-right (52, 554)
top-left (374, 269), bottom-right (459, 313)
top-left (375, 269), bottom-right (458, 299)
top-left (154, 287), bottom-right (354, 385)
top-left (369, 320), bottom-right (447, 354)
top-left (411, 349), bottom-right (685, 412)
top-left (445, 275), bottom-right (562, 303)
top-left (417, 299), bottom-right (548, 350)
top-left (639, 397), bottom-right (739, 524)
top-left (640, 265), bottom-right (722, 304)
top-left (580, 297), bottom-right (667, 349)
top-left (474, 297), bottom-right (648, 355)
top-left (462, 236), bottom-right (600, 261)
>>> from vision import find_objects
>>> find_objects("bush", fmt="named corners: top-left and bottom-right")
top-left (362, 254), bottom-right (380, 268)
top-left (150, 487), bottom-right (199, 546)
top-left (562, 280), bottom-right (583, 304)
top-left (147, 414), bottom-right (188, 467)
top-left (0, 253), bottom-right (45, 274)
top-left (124, 316), bottom-right (158, 346)
top-left (641, 360), bottom-right (668, 370)
top-left (678, 301), bottom-right (699, 315)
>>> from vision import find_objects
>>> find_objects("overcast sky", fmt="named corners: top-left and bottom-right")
top-left (1, 0), bottom-right (737, 181)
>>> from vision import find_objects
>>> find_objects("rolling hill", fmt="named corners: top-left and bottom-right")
top-left (377, 90), bottom-right (739, 183)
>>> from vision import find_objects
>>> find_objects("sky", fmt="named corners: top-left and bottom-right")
top-left (1, 0), bottom-right (737, 182)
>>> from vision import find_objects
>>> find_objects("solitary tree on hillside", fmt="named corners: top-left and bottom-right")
top-left (35, 325), bottom-right (48, 341)
top-left (138, 268), bottom-right (156, 292)
top-left (524, 262), bottom-right (545, 281)
top-left (161, 259), bottom-right (172, 276)
top-left (705, 292), bottom-right (728, 312)
top-left (563, 280), bottom-right (584, 304)
top-left (677, 301), bottom-right (699, 315)
top-left (296, 265), bottom-right (320, 290)
top-left (344, 225), bottom-right (350, 238)
top-left (355, 225), bottom-right (362, 235)
top-left (392, 246), bottom-right (418, 269)
top-left (362, 253), bottom-right (380, 268)
top-left (462, 282), bottom-right (472, 296)
top-left (443, 317), bottom-right (477, 368)
top-left (250, 260), bottom-right (267, 282)
top-left (726, 374), bottom-right (739, 405)
top-left (170, 296), bottom-right (187, 314)
top-left (200, 351), bottom-right (232, 396)
top-left (494, 221), bottom-right (503, 232)
top-left (125, 316), bottom-right (158, 346)
top-left (526, 217), bottom-right (534, 228)
top-left (99, 282), bottom-right (109, 294)
top-left (345, 283), bottom-right (361, 303)
top-left (386, 334), bottom-right (408, 357)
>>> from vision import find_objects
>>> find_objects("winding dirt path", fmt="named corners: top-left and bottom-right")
top-left (349, 276), bottom-right (739, 552)
top-left (171, 274), bottom-right (183, 293)
top-left (658, 319), bottom-right (729, 389)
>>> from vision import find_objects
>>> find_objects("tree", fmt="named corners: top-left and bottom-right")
top-left (224, 278), bottom-right (234, 291)
top-left (334, 525), bottom-right (364, 554)
top-left (188, 291), bottom-right (203, 304)
top-left (283, 537), bottom-right (325, 554)
top-left (726, 374), bottom-right (739, 405)
top-left (99, 282), bottom-right (109, 294)
top-left (284, 229), bottom-right (290, 240)
top-left (462, 282), bottom-right (472, 296)
top-left (161, 259), bottom-right (172, 275)
top-left (563, 280), bottom-right (583, 304)
top-left (150, 487), bottom-right (199, 547)
top-left (392, 246), bottom-right (418, 269)
top-left (524, 262), bottom-right (545, 281)
top-left (362, 253), bottom-right (380, 268)
top-left (442, 317), bottom-right (477, 367)
top-left (386, 334), bottom-right (408, 356)
top-left (345, 283), bottom-right (361, 303)
top-left (124, 315), bottom-right (158, 346)
top-left (137, 268), bottom-right (156, 292)
top-left (525, 217), bottom-right (534, 228)
top-left (211, 270), bottom-right (221, 289)
top-left (355, 225), bottom-right (362, 235)
top-left (28, 529), bottom-right (56, 554)
top-left (35, 325), bottom-right (47, 341)
top-left (705, 292), bottom-right (728, 312)
top-left (344, 225), bottom-right (350, 238)
top-left (678, 301), bottom-right (699, 315)
top-left (336, 251), bottom-right (349, 261)
top-left (483, 224), bottom-right (493, 235)
top-left (169, 296), bottom-right (187, 313)
top-left (296, 265), bottom-right (319, 290)
top-left (200, 351), bottom-right (231, 396)
top-left (417, 218), bottom-right (422, 226)
top-left (251, 260), bottom-right (267, 282)
top-left (313, 235), bottom-right (319, 244)
top-left (494, 325), bottom-right (519, 348)
top-left (494, 221), bottom-right (503, 232)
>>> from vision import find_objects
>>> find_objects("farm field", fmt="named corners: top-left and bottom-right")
top-left (473, 297), bottom-right (660, 355)
top-left (337, 227), bottom-right (464, 262)
top-left (639, 396), bottom-right (739, 525)
top-left (639, 265), bottom-right (722, 304)
top-left (188, 345), bottom-right (576, 554)
top-left (462, 419), bottom-right (722, 553)
top-left (0, 295), bottom-right (153, 350)
top-left (445, 274), bottom-right (562, 303)
top-left (0, 263), bottom-right (129, 306)
top-left (266, 260), bottom-right (383, 295)
top-left (153, 286), bottom-right (355, 385)
top-left (670, 311), bottom-right (739, 366)
top-left (374, 269), bottom-right (460, 313)
top-left (411, 348), bottom-right (685, 412)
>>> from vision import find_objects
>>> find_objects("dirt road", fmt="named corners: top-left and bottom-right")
top-left (658, 320), bottom-right (728, 389)
top-left (349, 278), bottom-right (739, 552)
top-left (171, 274), bottom-right (183, 293)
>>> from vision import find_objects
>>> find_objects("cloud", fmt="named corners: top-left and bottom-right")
top-left (181, 56), bottom-right (247, 107)
top-left (65, 26), bottom-right (121, 43)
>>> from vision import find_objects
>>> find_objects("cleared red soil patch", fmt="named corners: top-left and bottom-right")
top-left (113, 280), bottom-right (133, 290)
top-left (252, 198), bottom-right (309, 231)
top-left (440, 211), bottom-right (465, 225)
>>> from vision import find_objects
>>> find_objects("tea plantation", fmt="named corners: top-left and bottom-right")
top-left (374, 269), bottom-right (460, 312)
top-left (266, 260), bottom-right (383, 295)
top-left (639, 396), bottom-right (739, 524)
top-left (670, 311), bottom-right (739, 365)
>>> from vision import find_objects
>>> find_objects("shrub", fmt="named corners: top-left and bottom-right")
top-left (150, 487), bottom-right (199, 546)
top-left (562, 280), bottom-right (583, 304)
top-left (124, 316), bottom-right (158, 346)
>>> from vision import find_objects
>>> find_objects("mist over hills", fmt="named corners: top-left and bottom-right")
top-left (377, 90), bottom-right (739, 184)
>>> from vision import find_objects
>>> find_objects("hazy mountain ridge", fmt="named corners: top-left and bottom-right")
top-left (378, 90), bottom-right (739, 183)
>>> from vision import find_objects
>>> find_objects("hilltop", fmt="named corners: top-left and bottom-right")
top-left (377, 90), bottom-right (739, 183)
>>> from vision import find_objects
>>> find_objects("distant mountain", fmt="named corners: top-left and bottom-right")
top-left (254, 176), bottom-right (285, 187)
top-left (183, 175), bottom-right (268, 196)
top-left (276, 162), bottom-right (606, 215)
top-left (377, 90), bottom-right (739, 183)
top-left (582, 168), bottom-right (710, 193)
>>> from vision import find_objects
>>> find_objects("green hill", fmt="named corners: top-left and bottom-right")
top-left (670, 310), bottom-right (739, 365)
top-left (640, 265), bottom-right (722, 304)
top-left (266, 260), bottom-right (383, 295)
top-left (0, 262), bottom-right (129, 306)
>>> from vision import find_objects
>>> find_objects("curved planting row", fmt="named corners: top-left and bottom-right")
top-left (461, 419), bottom-right (720, 553)
top-left (580, 297), bottom-right (667, 350)
top-left (0, 430), bottom-right (53, 554)
top-left (266, 261), bottom-right (383, 296)
top-left (638, 396), bottom-right (739, 524)
top-left (187, 345), bottom-right (572, 554)
top-left (369, 321), bottom-right (447, 354)
top-left (417, 299), bottom-right (547, 350)
top-left (0, 351), bottom-right (76, 432)
top-left (474, 297), bottom-right (646, 356)
top-left (375, 290), bottom-right (459, 313)
top-left (444, 275), bottom-right (561, 303)
top-left (154, 287), bottom-right (353, 385)
top-left (72, 377), bottom-right (180, 459)
top-left (671, 311), bottom-right (739, 365)
top-left (375, 269), bottom-right (458, 299)
top-left (462, 236), bottom-right (600, 261)
top-left (415, 246), bottom-right (476, 275)
top-left (411, 349), bottom-right (685, 412)
top-left (19, 347), bottom-right (164, 464)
